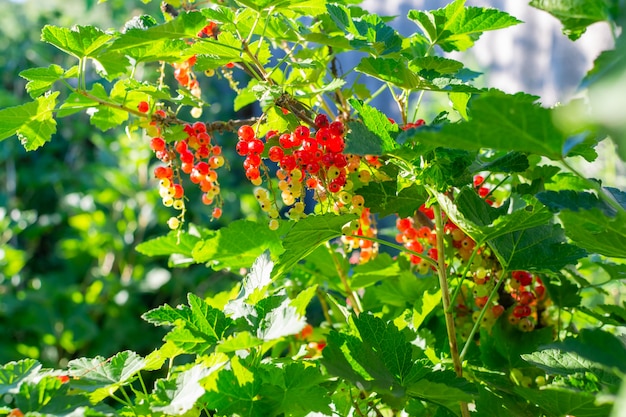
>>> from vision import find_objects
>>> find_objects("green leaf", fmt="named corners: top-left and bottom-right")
top-left (0, 91), bottom-right (59, 151)
top-left (346, 98), bottom-right (399, 154)
top-left (135, 230), bottom-right (203, 258)
top-left (409, 92), bottom-right (569, 160)
top-left (515, 386), bottom-right (613, 417)
top-left (110, 11), bottom-right (208, 51)
top-left (478, 151), bottom-right (530, 173)
top-left (543, 274), bottom-right (581, 308)
top-left (529, 0), bottom-right (614, 40)
top-left (224, 251), bottom-right (274, 320)
top-left (68, 351), bottom-right (146, 402)
top-left (322, 313), bottom-right (416, 396)
top-left (558, 210), bottom-right (626, 258)
top-left (257, 298), bottom-right (307, 341)
top-left (407, 372), bottom-right (474, 413)
top-left (408, 0), bottom-right (522, 52)
top-left (326, 4), bottom-right (402, 55)
top-left (272, 214), bottom-right (357, 278)
top-left (351, 253), bottom-right (402, 288)
top-left (189, 31), bottom-right (243, 63)
top-left (41, 25), bottom-right (112, 58)
top-left (217, 332), bottom-right (263, 353)
top-left (142, 293), bottom-right (233, 355)
top-left (192, 220), bottom-right (284, 271)
top-left (413, 289), bottom-right (441, 330)
top-left (480, 319), bottom-right (555, 368)
top-left (152, 365), bottom-right (212, 415)
top-left (357, 180), bottom-right (427, 218)
top-left (522, 349), bottom-right (622, 388)
top-left (260, 363), bottom-right (332, 417)
top-left (16, 376), bottom-right (64, 412)
top-left (0, 359), bottom-right (41, 395)
top-left (544, 328), bottom-right (626, 373)
top-left (439, 188), bottom-right (554, 244)
top-left (489, 222), bottom-right (586, 271)
top-left (19, 65), bottom-right (65, 98)
top-left (355, 57), bottom-right (480, 92)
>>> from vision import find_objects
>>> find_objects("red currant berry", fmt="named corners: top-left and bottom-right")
top-left (512, 271), bottom-right (533, 286)
top-left (237, 125), bottom-right (255, 141)
top-left (314, 114), bottom-right (329, 128)
top-left (137, 101), bottom-right (150, 113)
top-left (150, 137), bottom-right (166, 152)
top-left (268, 146), bottom-right (284, 162)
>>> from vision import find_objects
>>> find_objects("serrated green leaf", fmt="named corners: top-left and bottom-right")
top-left (543, 274), bottom-right (581, 308)
top-left (355, 57), bottom-right (421, 90)
top-left (0, 359), bottom-right (41, 395)
top-left (558, 210), bottom-right (626, 258)
top-left (188, 31), bottom-right (242, 62)
top-left (258, 298), bottom-right (307, 341)
top-left (407, 374), bottom-right (474, 413)
top-left (68, 351), bottom-right (146, 402)
top-left (41, 25), bottom-right (112, 58)
top-left (358, 181), bottom-right (428, 218)
top-left (480, 319), bottom-right (555, 368)
top-left (192, 220), bottom-right (284, 271)
top-left (522, 349), bottom-right (622, 389)
top-left (408, 92), bottom-right (569, 160)
top-left (322, 313), bottom-right (416, 397)
top-left (16, 376), bottom-right (64, 412)
top-left (530, 0), bottom-right (613, 40)
top-left (259, 362), bottom-right (332, 417)
top-left (478, 151), bottom-right (530, 173)
top-left (351, 253), bottom-right (401, 288)
top-left (152, 365), bottom-right (211, 415)
top-left (143, 294), bottom-right (233, 355)
top-left (19, 65), bottom-right (65, 98)
top-left (412, 289), bottom-right (441, 330)
top-left (135, 231), bottom-right (201, 258)
top-left (110, 11), bottom-right (208, 51)
top-left (515, 386), bottom-right (612, 417)
top-left (273, 214), bottom-right (356, 278)
top-left (438, 188), bottom-right (555, 248)
top-left (93, 51), bottom-right (131, 80)
top-left (347, 99), bottom-right (399, 154)
top-left (217, 332), bottom-right (263, 353)
top-left (0, 92), bottom-right (59, 151)
top-left (408, 0), bottom-right (522, 52)
top-left (201, 368), bottom-right (266, 417)
top-left (326, 4), bottom-right (402, 55)
top-left (544, 328), bottom-right (626, 373)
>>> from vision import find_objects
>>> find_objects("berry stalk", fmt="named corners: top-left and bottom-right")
top-left (432, 204), bottom-right (470, 417)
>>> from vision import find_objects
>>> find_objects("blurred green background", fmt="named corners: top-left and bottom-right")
top-left (0, 0), bottom-right (250, 367)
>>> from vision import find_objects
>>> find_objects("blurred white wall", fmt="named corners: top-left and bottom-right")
top-left (362, 0), bottom-right (615, 105)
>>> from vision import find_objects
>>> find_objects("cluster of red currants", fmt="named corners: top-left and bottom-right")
top-left (507, 270), bottom-right (547, 332)
top-left (143, 109), bottom-right (225, 228)
top-left (236, 113), bottom-right (377, 229)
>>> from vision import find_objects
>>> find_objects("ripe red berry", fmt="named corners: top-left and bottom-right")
top-left (237, 125), bottom-right (255, 141)
top-left (314, 114), bottom-right (329, 128)
top-left (294, 125), bottom-right (310, 141)
top-left (268, 146), bottom-right (284, 162)
top-left (512, 271), bottom-right (533, 286)
top-left (137, 101), bottom-right (150, 113)
top-left (150, 137), bottom-right (166, 152)
top-left (512, 305), bottom-right (532, 318)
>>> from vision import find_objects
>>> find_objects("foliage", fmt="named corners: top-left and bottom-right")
top-left (1, 0), bottom-right (626, 416)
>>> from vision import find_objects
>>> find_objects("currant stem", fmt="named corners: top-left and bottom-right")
top-left (432, 204), bottom-right (471, 417)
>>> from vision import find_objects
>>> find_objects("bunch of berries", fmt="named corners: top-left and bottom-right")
top-left (395, 205), bottom-right (439, 274)
top-left (149, 119), bottom-right (225, 229)
top-left (342, 206), bottom-right (378, 264)
top-left (236, 113), bottom-right (377, 228)
top-left (507, 270), bottom-right (548, 332)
